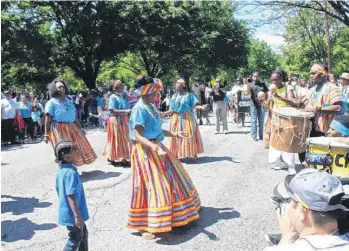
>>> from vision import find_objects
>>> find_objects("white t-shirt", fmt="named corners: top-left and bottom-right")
top-left (264, 234), bottom-right (349, 251)
top-left (163, 97), bottom-right (170, 106)
top-left (1, 98), bottom-right (18, 119)
top-left (205, 87), bottom-right (212, 99)
top-left (294, 85), bottom-right (309, 99)
top-left (231, 84), bottom-right (247, 96)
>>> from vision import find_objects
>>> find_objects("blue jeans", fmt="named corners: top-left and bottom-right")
top-left (250, 105), bottom-right (264, 139)
top-left (76, 109), bottom-right (82, 123)
top-left (64, 224), bottom-right (88, 251)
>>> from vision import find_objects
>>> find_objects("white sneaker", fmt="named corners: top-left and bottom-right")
top-left (288, 168), bottom-right (297, 175)
top-left (271, 165), bottom-right (287, 170)
top-left (224, 130), bottom-right (228, 134)
top-left (214, 130), bottom-right (219, 134)
top-left (232, 157), bottom-right (242, 163)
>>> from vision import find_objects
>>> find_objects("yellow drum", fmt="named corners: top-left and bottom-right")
top-left (306, 137), bottom-right (349, 178)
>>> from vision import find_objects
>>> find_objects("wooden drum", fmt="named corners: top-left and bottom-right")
top-left (270, 107), bottom-right (314, 153)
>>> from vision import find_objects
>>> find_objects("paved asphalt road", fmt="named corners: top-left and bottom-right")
top-left (1, 114), bottom-right (292, 251)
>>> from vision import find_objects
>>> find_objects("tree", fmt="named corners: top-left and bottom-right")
top-left (2, 1), bottom-right (249, 90)
top-left (41, 1), bottom-right (137, 89)
top-left (1, 1), bottom-right (57, 91)
top-left (332, 28), bottom-right (349, 74)
top-left (253, 1), bottom-right (349, 27)
top-left (122, 1), bottom-right (249, 82)
top-left (239, 39), bottom-right (278, 79)
top-left (279, 8), bottom-right (349, 76)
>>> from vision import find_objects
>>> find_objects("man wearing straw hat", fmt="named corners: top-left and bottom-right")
top-left (340, 72), bottom-right (349, 115)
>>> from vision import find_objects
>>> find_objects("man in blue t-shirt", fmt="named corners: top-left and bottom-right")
top-left (55, 141), bottom-right (89, 251)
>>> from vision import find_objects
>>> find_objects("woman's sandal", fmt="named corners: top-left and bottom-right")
top-left (140, 231), bottom-right (156, 240)
top-left (121, 159), bottom-right (131, 167)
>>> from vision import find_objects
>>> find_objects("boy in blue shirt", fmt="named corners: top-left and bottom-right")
top-left (55, 141), bottom-right (89, 251)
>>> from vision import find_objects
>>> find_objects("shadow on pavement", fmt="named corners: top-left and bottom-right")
top-left (1, 218), bottom-right (57, 242)
top-left (181, 156), bottom-right (232, 165)
top-left (1, 144), bottom-right (29, 152)
top-left (155, 206), bottom-right (240, 245)
top-left (80, 170), bottom-right (121, 182)
top-left (1, 195), bottom-right (52, 215)
top-left (226, 130), bottom-right (250, 134)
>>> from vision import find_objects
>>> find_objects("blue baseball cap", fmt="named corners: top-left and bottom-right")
top-left (273, 169), bottom-right (348, 212)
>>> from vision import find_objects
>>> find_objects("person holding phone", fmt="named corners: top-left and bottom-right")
top-left (264, 169), bottom-right (349, 250)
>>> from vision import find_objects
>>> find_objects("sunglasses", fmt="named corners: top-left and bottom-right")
top-left (310, 72), bottom-right (317, 75)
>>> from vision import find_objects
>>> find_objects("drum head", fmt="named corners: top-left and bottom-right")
top-left (307, 137), bottom-right (349, 150)
top-left (274, 107), bottom-right (314, 118)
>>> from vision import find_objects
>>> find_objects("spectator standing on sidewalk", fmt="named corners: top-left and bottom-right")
top-left (210, 78), bottom-right (228, 134)
top-left (18, 94), bottom-right (34, 143)
top-left (246, 72), bottom-right (269, 141)
top-left (31, 104), bottom-right (43, 138)
top-left (72, 95), bottom-right (83, 124)
top-left (264, 169), bottom-right (349, 250)
top-left (340, 72), bottom-right (349, 115)
top-left (1, 90), bottom-right (19, 145)
top-left (205, 80), bottom-right (213, 112)
top-left (87, 91), bottom-right (98, 126)
top-left (162, 94), bottom-right (171, 111)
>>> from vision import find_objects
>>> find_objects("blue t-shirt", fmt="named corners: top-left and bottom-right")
top-left (169, 92), bottom-right (198, 113)
top-left (109, 93), bottom-right (130, 117)
top-left (31, 111), bottom-right (41, 122)
top-left (55, 164), bottom-right (89, 226)
top-left (45, 97), bottom-right (76, 123)
top-left (129, 100), bottom-right (164, 142)
top-left (18, 102), bottom-right (31, 118)
top-left (96, 96), bottom-right (104, 107)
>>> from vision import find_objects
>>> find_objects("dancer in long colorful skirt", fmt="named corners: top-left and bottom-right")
top-left (127, 76), bottom-right (201, 240)
top-left (102, 80), bottom-right (131, 166)
top-left (166, 79), bottom-right (207, 160)
top-left (44, 78), bottom-right (97, 166)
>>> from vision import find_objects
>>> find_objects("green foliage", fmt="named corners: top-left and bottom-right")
top-left (279, 8), bottom-right (349, 77)
top-left (60, 68), bottom-right (87, 93)
top-left (237, 39), bottom-right (278, 80)
top-left (1, 1), bottom-right (57, 91)
top-left (332, 28), bottom-right (349, 74)
top-left (2, 1), bottom-right (249, 90)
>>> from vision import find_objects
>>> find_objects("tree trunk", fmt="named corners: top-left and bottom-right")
top-left (85, 78), bottom-right (96, 90)
top-left (324, 4), bottom-right (332, 72)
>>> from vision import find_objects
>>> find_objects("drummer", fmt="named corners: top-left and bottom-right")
top-left (299, 64), bottom-right (343, 165)
top-left (263, 70), bottom-right (299, 175)
top-left (331, 115), bottom-right (349, 144)
top-left (327, 115), bottom-right (349, 137)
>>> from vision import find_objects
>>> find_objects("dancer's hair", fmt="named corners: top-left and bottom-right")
top-left (47, 78), bottom-right (68, 97)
